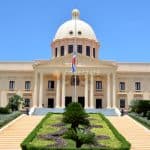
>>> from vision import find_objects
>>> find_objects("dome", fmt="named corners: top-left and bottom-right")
top-left (53, 9), bottom-right (98, 42)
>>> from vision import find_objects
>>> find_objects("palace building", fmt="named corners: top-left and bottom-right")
top-left (0, 9), bottom-right (150, 112)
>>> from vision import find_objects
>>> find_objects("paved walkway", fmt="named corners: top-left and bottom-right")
top-left (107, 115), bottom-right (150, 150)
top-left (0, 114), bottom-right (43, 150)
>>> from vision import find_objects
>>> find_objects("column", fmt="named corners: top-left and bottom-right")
top-left (90, 73), bottom-right (94, 108)
top-left (33, 71), bottom-right (38, 107)
top-left (39, 72), bottom-right (43, 107)
top-left (112, 73), bottom-right (116, 107)
top-left (61, 73), bottom-right (66, 108)
top-left (84, 74), bottom-right (88, 108)
top-left (56, 74), bottom-right (60, 108)
top-left (107, 73), bottom-right (111, 108)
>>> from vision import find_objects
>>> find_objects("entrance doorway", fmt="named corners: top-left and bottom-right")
top-left (120, 99), bottom-right (125, 108)
top-left (78, 97), bottom-right (85, 108)
top-left (48, 98), bottom-right (54, 108)
top-left (65, 97), bottom-right (72, 107)
top-left (96, 99), bottom-right (102, 108)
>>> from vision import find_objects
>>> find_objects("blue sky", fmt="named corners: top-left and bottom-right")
top-left (0, 0), bottom-right (150, 62)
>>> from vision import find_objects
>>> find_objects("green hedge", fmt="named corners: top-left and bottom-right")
top-left (0, 107), bottom-right (10, 114)
top-left (128, 112), bottom-right (150, 129)
top-left (21, 113), bottom-right (131, 150)
top-left (98, 113), bottom-right (131, 150)
top-left (0, 111), bottom-right (22, 128)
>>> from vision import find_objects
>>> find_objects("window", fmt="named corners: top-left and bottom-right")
top-left (68, 45), bottom-right (73, 54)
top-left (86, 46), bottom-right (90, 56)
top-left (25, 81), bottom-right (31, 91)
top-left (48, 80), bottom-right (54, 90)
top-left (96, 81), bottom-right (102, 90)
top-left (9, 81), bottom-right (15, 90)
top-left (69, 30), bottom-right (73, 35)
top-left (60, 46), bottom-right (64, 56)
top-left (77, 45), bottom-right (82, 54)
top-left (71, 75), bottom-right (79, 86)
top-left (120, 99), bottom-right (125, 108)
top-left (55, 48), bottom-right (57, 57)
top-left (135, 82), bottom-right (141, 91)
top-left (120, 82), bottom-right (125, 91)
top-left (24, 99), bottom-right (30, 107)
top-left (93, 48), bottom-right (95, 58)
top-left (78, 31), bottom-right (82, 35)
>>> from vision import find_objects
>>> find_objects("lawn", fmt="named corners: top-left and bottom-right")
top-left (22, 113), bottom-right (130, 150)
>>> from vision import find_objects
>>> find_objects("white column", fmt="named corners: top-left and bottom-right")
top-left (84, 74), bottom-right (88, 108)
top-left (56, 74), bottom-right (60, 108)
top-left (112, 73), bottom-right (116, 107)
top-left (61, 73), bottom-right (66, 108)
top-left (33, 71), bottom-right (38, 107)
top-left (90, 73), bottom-right (94, 108)
top-left (107, 73), bottom-right (111, 108)
top-left (39, 72), bottom-right (43, 107)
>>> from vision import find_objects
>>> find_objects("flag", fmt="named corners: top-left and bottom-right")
top-left (72, 52), bottom-right (76, 73)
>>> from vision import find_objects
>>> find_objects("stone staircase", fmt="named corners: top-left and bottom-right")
top-left (107, 115), bottom-right (150, 150)
top-left (32, 107), bottom-right (121, 116)
top-left (0, 115), bottom-right (43, 150)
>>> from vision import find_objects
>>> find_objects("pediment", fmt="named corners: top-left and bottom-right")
top-left (33, 54), bottom-right (117, 69)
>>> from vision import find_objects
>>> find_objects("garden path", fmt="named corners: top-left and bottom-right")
top-left (0, 114), bottom-right (43, 150)
top-left (107, 115), bottom-right (150, 150)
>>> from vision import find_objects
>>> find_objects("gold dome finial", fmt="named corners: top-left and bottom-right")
top-left (72, 9), bottom-right (80, 19)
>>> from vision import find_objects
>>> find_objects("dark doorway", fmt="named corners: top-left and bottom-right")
top-left (78, 97), bottom-right (85, 108)
top-left (120, 99), bottom-right (125, 108)
top-left (48, 98), bottom-right (54, 108)
top-left (96, 99), bottom-right (102, 108)
top-left (65, 97), bottom-right (72, 107)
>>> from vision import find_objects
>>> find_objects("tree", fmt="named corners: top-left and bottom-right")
top-left (62, 102), bottom-right (90, 130)
top-left (7, 94), bottom-right (24, 111)
top-left (62, 102), bottom-right (96, 148)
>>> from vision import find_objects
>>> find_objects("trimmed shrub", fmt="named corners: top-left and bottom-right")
top-left (130, 100), bottom-right (150, 116)
top-left (0, 111), bottom-right (21, 128)
top-left (0, 107), bottom-right (10, 114)
top-left (129, 112), bottom-right (150, 129)
top-left (146, 111), bottom-right (150, 120)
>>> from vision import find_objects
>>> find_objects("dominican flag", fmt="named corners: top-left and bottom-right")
top-left (72, 52), bottom-right (76, 73)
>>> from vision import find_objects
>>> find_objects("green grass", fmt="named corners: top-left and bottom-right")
top-left (0, 111), bottom-right (22, 128)
top-left (21, 113), bottom-right (130, 150)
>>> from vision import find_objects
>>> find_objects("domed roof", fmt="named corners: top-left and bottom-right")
top-left (53, 9), bottom-right (98, 42)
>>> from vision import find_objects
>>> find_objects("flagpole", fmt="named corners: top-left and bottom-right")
top-left (74, 11), bottom-right (77, 103)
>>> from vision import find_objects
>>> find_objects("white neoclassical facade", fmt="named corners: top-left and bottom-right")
top-left (0, 9), bottom-right (150, 110)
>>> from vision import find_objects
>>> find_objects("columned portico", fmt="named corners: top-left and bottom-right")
top-left (84, 73), bottom-right (88, 108)
top-left (112, 73), bottom-right (116, 107)
top-left (61, 73), bottom-right (66, 108)
top-left (33, 71), bottom-right (38, 107)
top-left (56, 74), bottom-right (60, 108)
top-left (39, 72), bottom-right (43, 107)
top-left (90, 73), bottom-right (94, 108)
top-left (107, 73), bottom-right (111, 108)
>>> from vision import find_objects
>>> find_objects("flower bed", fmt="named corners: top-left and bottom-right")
top-left (21, 113), bottom-right (130, 150)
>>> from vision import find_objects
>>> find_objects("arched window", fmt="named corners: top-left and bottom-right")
top-left (71, 75), bottom-right (80, 86)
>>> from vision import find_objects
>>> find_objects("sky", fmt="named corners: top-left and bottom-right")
top-left (0, 0), bottom-right (150, 62)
